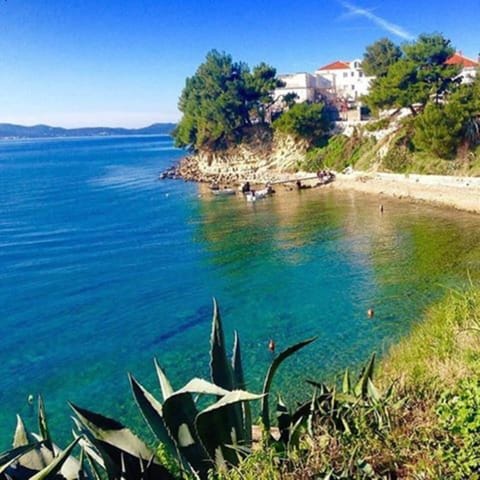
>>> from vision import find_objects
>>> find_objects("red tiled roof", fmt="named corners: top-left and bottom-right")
top-left (317, 60), bottom-right (350, 71)
top-left (445, 52), bottom-right (478, 68)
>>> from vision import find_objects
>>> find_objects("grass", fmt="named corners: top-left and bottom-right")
top-left (380, 286), bottom-right (480, 391)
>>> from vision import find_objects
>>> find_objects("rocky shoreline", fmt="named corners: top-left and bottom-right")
top-left (160, 157), bottom-right (480, 215)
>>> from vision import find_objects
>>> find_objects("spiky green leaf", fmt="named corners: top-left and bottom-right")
top-left (210, 298), bottom-right (234, 390)
top-left (70, 403), bottom-right (174, 480)
top-left (276, 396), bottom-right (291, 445)
top-left (342, 368), bottom-right (351, 394)
top-left (261, 337), bottom-right (317, 432)
top-left (29, 437), bottom-right (80, 480)
top-left (128, 374), bottom-right (178, 458)
top-left (161, 392), bottom-right (209, 479)
top-left (0, 442), bottom-right (44, 475)
top-left (231, 331), bottom-right (245, 390)
top-left (13, 415), bottom-right (53, 471)
top-left (37, 396), bottom-right (52, 450)
top-left (154, 359), bottom-right (174, 401)
top-left (176, 378), bottom-right (230, 397)
top-left (196, 390), bottom-right (263, 469)
top-left (354, 353), bottom-right (376, 398)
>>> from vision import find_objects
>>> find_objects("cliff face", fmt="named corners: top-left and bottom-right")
top-left (178, 133), bottom-right (309, 184)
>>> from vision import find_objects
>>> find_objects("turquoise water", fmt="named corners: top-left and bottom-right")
top-left (1, 135), bottom-right (480, 447)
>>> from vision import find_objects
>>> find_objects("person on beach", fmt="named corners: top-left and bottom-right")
top-left (241, 181), bottom-right (251, 194)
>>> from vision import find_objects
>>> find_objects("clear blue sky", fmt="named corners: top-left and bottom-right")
top-left (1, 0), bottom-right (478, 127)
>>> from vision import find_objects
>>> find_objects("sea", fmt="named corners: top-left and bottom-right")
top-left (1, 134), bottom-right (480, 447)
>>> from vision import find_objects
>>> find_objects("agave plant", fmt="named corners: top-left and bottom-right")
top-left (2, 299), bottom-right (316, 480)
top-left (306, 354), bottom-right (401, 436)
top-left (125, 299), bottom-right (316, 478)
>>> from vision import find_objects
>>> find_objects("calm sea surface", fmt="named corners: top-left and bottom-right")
top-left (1, 135), bottom-right (480, 446)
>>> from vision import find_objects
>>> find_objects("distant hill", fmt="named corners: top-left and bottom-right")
top-left (0, 122), bottom-right (176, 139)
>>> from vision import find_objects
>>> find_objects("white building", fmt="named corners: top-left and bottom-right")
top-left (445, 52), bottom-right (479, 84)
top-left (274, 72), bottom-right (318, 105)
top-left (315, 59), bottom-right (374, 102)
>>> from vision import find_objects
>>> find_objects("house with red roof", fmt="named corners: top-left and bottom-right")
top-left (314, 58), bottom-right (374, 103)
top-left (272, 51), bottom-right (478, 120)
top-left (445, 52), bottom-right (478, 84)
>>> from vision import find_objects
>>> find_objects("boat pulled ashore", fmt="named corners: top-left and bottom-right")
top-left (244, 185), bottom-right (274, 202)
top-left (210, 184), bottom-right (236, 196)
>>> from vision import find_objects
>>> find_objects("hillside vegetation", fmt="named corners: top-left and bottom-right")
top-left (174, 34), bottom-right (480, 177)
top-left (300, 34), bottom-right (480, 176)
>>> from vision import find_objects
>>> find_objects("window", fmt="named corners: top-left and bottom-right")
top-left (351, 71), bottom-right (354, 77)
top-left (359, 72), bottom-right (363, 77)
top-left (352, 85), bottom-right (355, 90)
top-left (343, 72), bottom-right (348, 78)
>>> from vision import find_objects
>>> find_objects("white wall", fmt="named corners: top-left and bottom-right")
top-left (274, 73), bottom-right (317, 104)
top-left (315, 59), bottom-right (374, 100)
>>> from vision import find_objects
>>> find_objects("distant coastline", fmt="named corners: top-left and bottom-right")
top-left (0, 122), bottom-right (176, 140)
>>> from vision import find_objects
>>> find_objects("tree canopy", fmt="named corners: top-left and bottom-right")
top-left (364, 33), bottom-right (460, 114)
top-left (173, 50), bottom-right (284, 151)
top-left (414, 79), bottom-right (480, 158)
top-left (273, 103), bottom-right (331, 146)
top-left (362, 38), bottom-right (402, 77)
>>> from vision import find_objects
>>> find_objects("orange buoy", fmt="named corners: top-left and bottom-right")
top-left (268, 339), bottom-right (276, 352)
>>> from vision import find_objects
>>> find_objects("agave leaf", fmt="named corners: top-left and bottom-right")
top-left (367, 378), bottom-right (381, 403)
top-left (37, 396), bottom-right (52, 451)
top-left (70, 403), bottom-right (174, 480)
top-left (174, 378), bottom-right (246, 447)
top-left (307, 389), bottom-right (317, 438)
top-left (82, 448), bottom-right (104, 480)
top-left (209, 300), bottom-right (248, 447)
top-left (342, 368), bottom-right (351, 394)
top-left (13, 415), bottom-right (52, 470)
top-left (287, 417), bottom-right (305, 450)
top-left (72, 421), bottom-right (105, 471)
top-left (261, 337), bottom-right (317, 433)
top-left (291, 400), bottom-right (312, 425)
top-left (231, 331), bottom-right (245, 390)
top-left (210, 298), bottom-right (234, 391)
top-left (30, 433), bottom-right (83, 480)
top-left (70, 404), bottom-right (153, 459)
top-left (199, 390), bottom-right (263, 414)
top-left (276, 396), bottom-right (291, 445)
top-left (77, 448), bottom-right (88, 480)
top-left (176, 378), bottom-right (230, 397)
top-left (195, 390), bottom-right (264, 469)
top-left (232, 331), bottom-right (252, 445)
top-left (354, 353), bottom-right (376, 398)
top-left (128, 374), bottom-right (178, 458)
top-left (13, 415), bottom-right (34, 448)
top-left (154, 359), bottom-right (174, 401)
top-left (161, 392), bottom-right (209, 479)
top-left (29, 436), bottom-right (80, 480)
top-left (0, 442), bottom-right (44, 475)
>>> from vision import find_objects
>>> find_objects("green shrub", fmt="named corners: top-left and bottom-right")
top-left (273, 103), bottom-right (331, 145)
top-left (301, 134), bottom-right (376, 172)
top-left (381, 145), bottom-right (412, 172)
top-left (365, 117), bottom-right (390, 132)
top-left (437, 379), bottom-right (480, 479)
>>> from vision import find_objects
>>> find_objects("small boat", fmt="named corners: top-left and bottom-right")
top-left (211, 187), bottom-right (236, 196)
top-left (245, 187), bottom-right (271, 202)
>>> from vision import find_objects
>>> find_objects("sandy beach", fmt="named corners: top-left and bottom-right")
top-left (324, 171), bottom-right (480, 214)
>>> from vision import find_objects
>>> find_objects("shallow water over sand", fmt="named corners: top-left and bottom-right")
top-left (1, 135), bottom-right (479, 446)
